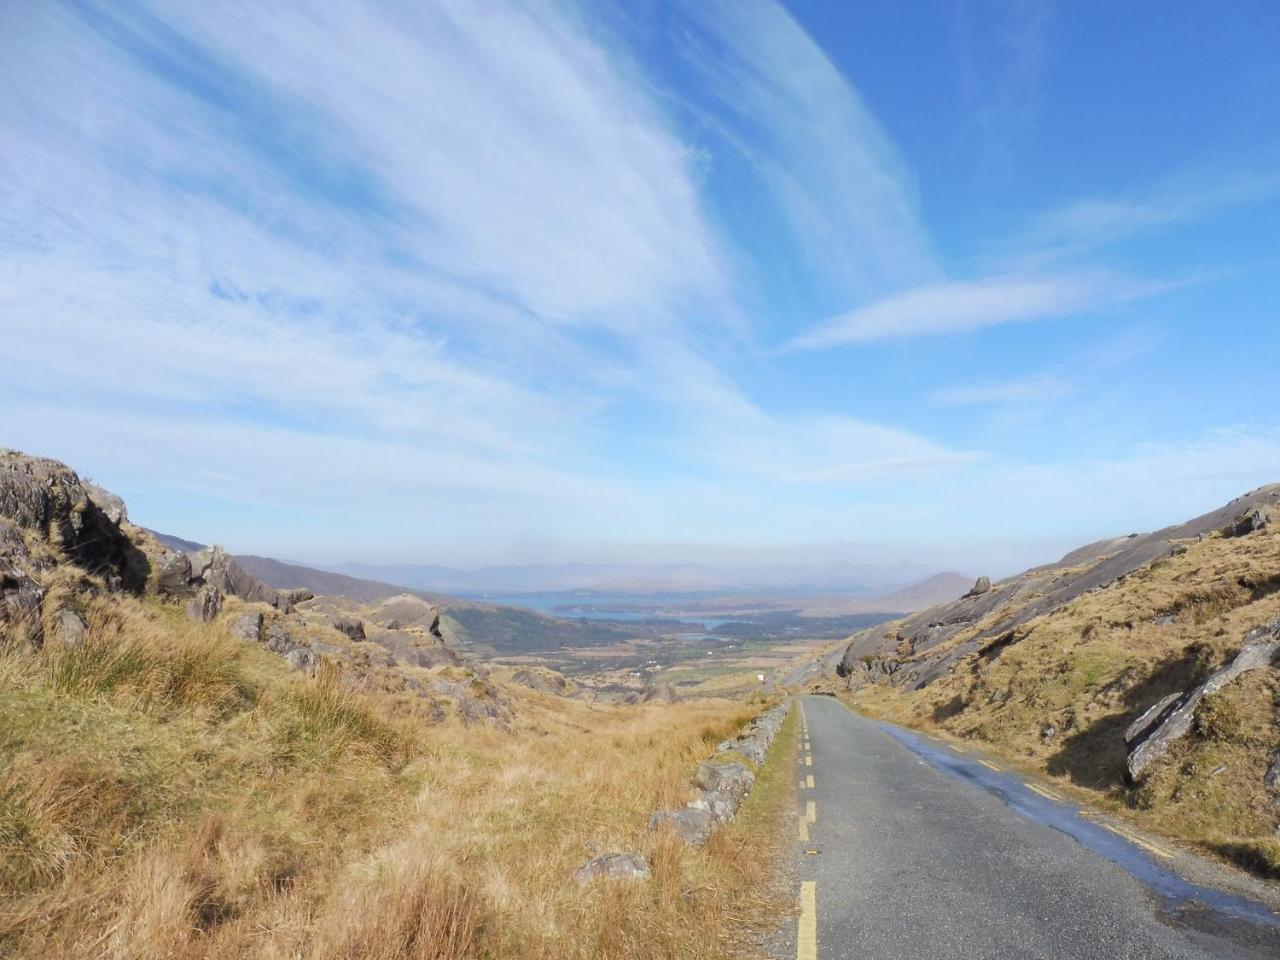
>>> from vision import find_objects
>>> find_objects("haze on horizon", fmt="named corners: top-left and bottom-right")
top-left (3, 1), bottom-right (1278, 576)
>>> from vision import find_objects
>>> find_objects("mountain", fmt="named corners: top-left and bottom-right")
top-left (328, 559), bottom-right (938, 596)
top-left (779, 483), bottom-right (1280, 880)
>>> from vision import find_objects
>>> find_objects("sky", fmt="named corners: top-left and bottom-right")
top-left (2, 0), bottom-right (1278, 575)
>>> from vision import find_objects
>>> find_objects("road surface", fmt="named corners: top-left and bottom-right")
top-left (790, 695), bottom-right (1280, 960)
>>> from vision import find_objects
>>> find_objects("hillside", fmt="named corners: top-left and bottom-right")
top-left (0, 449), bottom-right (795, 959)
top-left (779, 484), bottom-right (1280, 880)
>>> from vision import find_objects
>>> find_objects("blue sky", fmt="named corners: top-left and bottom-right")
top-left (1, 0), bottom-right (1278, 573)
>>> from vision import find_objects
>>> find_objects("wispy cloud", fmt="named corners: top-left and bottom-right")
top-left (928, 374), bottom-right (1071, 407)
top-left (787, 272), bottom-right (1170, 349)
top-left (674, 0), bottom-right (938, 300)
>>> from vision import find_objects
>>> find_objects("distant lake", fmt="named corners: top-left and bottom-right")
top-left (455, 591), bottom-right (743, 630)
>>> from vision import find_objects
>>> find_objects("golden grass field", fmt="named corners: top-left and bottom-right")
top-left (1, 582), bottom-right (797, 959)
top-left (844, 526), bottom-right (1280, 881)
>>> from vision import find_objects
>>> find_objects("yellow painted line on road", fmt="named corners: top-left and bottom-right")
top-left (798, 817), bottom-right (810, 842)
top-left (799, 778), bottom-right (807, 790)
top-left (805, 754), bottom-right (813, 767)
top-left (805, 800), bottom-right (816, 824)
top-left (1025, 783), bottom-right (1063, 802)
top-left (797, 881), bottom-right (817, 960)
top-left (1101, 822), bottom-right (1174, 860)
top-left (977, 759), bottom-right (1001, 771)
top-left (807, 774), bottom-right (815, 789)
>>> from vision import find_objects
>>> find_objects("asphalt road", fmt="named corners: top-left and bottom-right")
top-left (793, 695), bottom-right (1280, 960)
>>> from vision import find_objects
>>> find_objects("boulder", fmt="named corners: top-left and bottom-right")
top-left (152, 552), bottom-right (194, 598)
top-left (185, 587), bottom-right (223, 624)
top-left (0, 528), bottom-right (45, 646)
top-left (57, 608), bottom-right (87, 647)
top-left (687, 788), bottom-right (737, 823)
top-left (262, 620), bottom-right (296, 654)
top-left (284, 647), bottom-right (317, 673)
top-left (1266, 752), bottom-right (1280, 795)
top-left (281, 588), bottom-right (315, 606)
top-left (227, 610), bottom-right (264, 643)
top-left (648, 808), bottom-right (716, 845)
top-left (1126, 619), bottom-right (1280, 782)
top-left (573, 852), bottom-right (650, 884)
top-left (695, 761), bottom-right (754, 801)
top-left (1224, 507), bottom-right (1270, 537)
top-left (964, 576), bottom-right (992, 598)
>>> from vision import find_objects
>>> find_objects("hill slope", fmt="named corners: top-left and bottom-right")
top-left (781, 484), bottom-right (1280, 880)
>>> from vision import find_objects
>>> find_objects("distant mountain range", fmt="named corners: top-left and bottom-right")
top-left (323, 559), bottom-right (942, 596)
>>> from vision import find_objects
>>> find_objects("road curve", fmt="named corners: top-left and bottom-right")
top-left (791, 695), bottom-right (1280, 960)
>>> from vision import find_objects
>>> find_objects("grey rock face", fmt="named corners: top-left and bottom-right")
top-left (1126, 618), bottom-right (1280, 783)
top-left (573, 852), bottom-right (650, 884)
top-left (965, 576), bottom-right (992, 598)
top-left (228, 610), bottom-right (264, 643)
top-left (153, 552), bottom-right (194, 598)
top-left (1224, 506), bottom-right (1270, 537)
top-left (0, 524), bottom-right (46, 646)
top-left (84, 481), bottom-right (127, 526)
top-left (262, 620), bottom-right (296, 654)
top-left (688, 788), bottom-right (737, 823)
top-left (281, 588), bottom-right (315, 605)
top-left (57, 608), bottom-right (87, 646)
top-left (0, 450), bottom-right (145, 592)
top-left (648, 807), bottom-right (716, 845)
top-left (694, 761), bottom-right (755, 801)
top-left (284, 647), bottom-right (317, 673)
top-left (185, 587), bottom-right (223, 624)
top-left (331, 616), bottom-right (366, 641)
top-left (189, 546), bottom-right (292, 612)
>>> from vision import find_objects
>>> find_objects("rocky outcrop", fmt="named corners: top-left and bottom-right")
top-left (1125, 618), bottom-right (1280, 783)
top-left (573, 852), bottom-right (650, 884)
top-left (0, 450), bottom-right (146, 593)
top-left (964, 576), bottom-right (992, 598)
top-left (330, 616), bottom-right (366, 641)
top-left (830, 483), bottom-right (1280, 692)
top-left (650, 702), bottom-right (788, 846)
top-left (510, 667), bottom-right (574, 696)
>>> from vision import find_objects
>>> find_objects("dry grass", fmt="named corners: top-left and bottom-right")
top-left (1, 580), bottom-right (793, 958)
top-left (846, 527), bottom-right (1280, 882)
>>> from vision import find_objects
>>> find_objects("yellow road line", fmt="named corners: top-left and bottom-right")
top-left (799, 778), bottom-right (807, 790)
top-left (1101, 822), bottom-right (1174, 859)
top-left (797, 881), bottom-right (817, 960)
top-left (805, 754), bottom-right (813, 767)
top-left (977, 759), bottom-right (1001, 771)
top-left (806, 800), bottom-right (816, 824)
top-left (798, 817), bottom-right (810, 842)
top-left (1025, 783), bottom-right (1063, 802)
top-left (807, 774), bottom-right (815, 789)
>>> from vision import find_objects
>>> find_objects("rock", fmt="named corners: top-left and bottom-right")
top-left (511, 668), bottom-right (573, 696)
top-left (227, 610), bottom-right (264, 643)
top-left (330, 616), bottom-right (366, 641)
top-left (964, 576), bottom-right (992, 598)
top-left (185, 587), bottom-right (222, 624)
top-left (573, 852), bottom-right (650, 884)
top-left (688, 788), bottom-right (738, 823)
top-left (1208, 764), bottom-right (1228, 778)
top-left (1040, 723), bottom-right (1057, 741)
top-left (284, 647), bottom-right (317, 673)
top-left (1224, 507), bottom-right (1270, 537)
top-left (281, 588), bottom-right (314, 605)
top-left (57, 608), bottom-right (87, 646)
top-left (695, 761), bottom-right (755, 801)
top-left (0, 450), bottom-right (146, 592)
top-left (188, 546), bottom-right (292, 612)
top-left (1126, 619), bottom-right (1280, 783)
top-left (1169, 543), bottom-right (1189, 557)
top-left (262, 620), bottom-right (295, 654)
top-left (83, 481), bottom-right (127, 526)
top-left (0, 528), bottom-right (46, 646)
top-left (1264, 752), bottom-right (1280, 794)
top-left (370, 594), bottom-right (443, 638)
top-left (648, 808), bottom-right (716, 845)
top-left (152, 552), bottom-right (194, 598)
